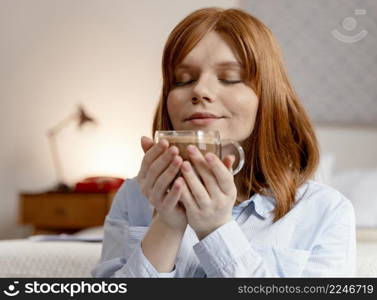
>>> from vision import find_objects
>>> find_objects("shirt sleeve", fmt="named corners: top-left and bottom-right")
top-left (193, 220), bottom-right (274, 277)
top-left (91, 179), bottom-right (177, 278)
top-left (193, 197), bottom-right (356, 278)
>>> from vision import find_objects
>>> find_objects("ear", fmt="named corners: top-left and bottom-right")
top-left (141, 136), bottom-right (154, 153)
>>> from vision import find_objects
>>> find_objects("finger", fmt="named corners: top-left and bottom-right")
top-left (178, 176), bottom-right (199, 212)
top-left (223, 155), bottom-right (235, 172)
top-left (141, 136), bottom-right (154, 153)
top-left (153, 155), bottom-right (182, 200)
top-left (161, 176), bottom-right (184, 210)
top-left (186, 145), bottom-right (220, 199)
top-left (147, 145), bottom-right (179, 190)
top-left (205, 152), bottom-right (235, 195)
top-left (180, 160), bottom-right (210, 209)
top-left (138, 139), bottom-right (169, 180)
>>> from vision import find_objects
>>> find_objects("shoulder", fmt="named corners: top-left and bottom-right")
top-left (295, 180), bottom-right (355, 222)
top-left (298, 180), bottom-right (349, 204)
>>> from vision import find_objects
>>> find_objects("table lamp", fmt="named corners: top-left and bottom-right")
top-left (47, 105), bottom-right (97, 192)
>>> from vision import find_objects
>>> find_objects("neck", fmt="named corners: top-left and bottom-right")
top-left (234, 172), bottom-right (249, 205)
top-left (233, 139), bottom-right (252, 205)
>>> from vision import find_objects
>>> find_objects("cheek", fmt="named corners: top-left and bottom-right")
top-left (168, 88), bottom-right (188, 102)
top-left (243, 100), bottom-right (258, 130)
top-left (245, 98), bottom-right (258, 121)
top-left (228, 90), bottom-right (258, 120)
top-left (226, 89), bottom-right (259, 135)
top-left (167, 90), bottom-right (184, 124)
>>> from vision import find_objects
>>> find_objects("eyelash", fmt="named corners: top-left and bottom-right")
top-left (174, 79), bottom-right (242, 86)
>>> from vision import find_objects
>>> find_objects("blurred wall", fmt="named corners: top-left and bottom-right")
top-left (0, 0), bottom-right (238, 239)
top-left (239, 0), bottom-right (377, 173)
top-left (0, 0), bottom-right (376, 239)
top-left (241, 0), bottom-right (377, 126)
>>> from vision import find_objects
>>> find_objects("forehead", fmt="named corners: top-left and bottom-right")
top-left (175, 31), bottom-right (242, 70)
top-left (176, 61), bottom-right (242, 71)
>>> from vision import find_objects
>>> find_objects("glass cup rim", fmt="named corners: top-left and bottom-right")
top-left (155, 129), bottom-right (219, 134)
top-left (154, 130), bottom-right (244, 176)
top-left (154, 130), bottom-right (221, 143)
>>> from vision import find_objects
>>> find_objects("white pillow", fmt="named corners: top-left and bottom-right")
top-left (332, 169), bottom-right (377, 227)
top-left (73, 226), bottom-right (104, 237)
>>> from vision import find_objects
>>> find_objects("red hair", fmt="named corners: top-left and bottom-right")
top-left (152, 7), bottom-right (319, 222)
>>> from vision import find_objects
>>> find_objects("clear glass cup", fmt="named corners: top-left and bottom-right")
top-left (154, 130), bottom-right (245, 176)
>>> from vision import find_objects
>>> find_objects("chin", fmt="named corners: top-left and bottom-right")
top-left (187, 125), bottom-right (224, 133)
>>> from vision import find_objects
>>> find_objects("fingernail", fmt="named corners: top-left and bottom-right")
top-left (173, 155), bottom-right (181, 165)
top-left (205, 153), bottom-right (214, 162)
top-left (159, 140), bottom-right (167, 149)
top-left (182, 161), bottom-right (191, 172)
top-left (187, 145), bottom-right (197, 154)
top-left (169, 146), bottom-right (178, 154)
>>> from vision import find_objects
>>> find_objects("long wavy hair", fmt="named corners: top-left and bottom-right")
top-left (151, 7), bottom-right (319, 222)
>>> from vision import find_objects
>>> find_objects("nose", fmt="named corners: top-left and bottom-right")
top-left (191, 76), bottom-right (214, 104)
top-left (191, 95), bottom-right (211, 104)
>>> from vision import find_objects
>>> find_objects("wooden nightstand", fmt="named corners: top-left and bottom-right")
top-left (19, 191), bottom-right (115, 235)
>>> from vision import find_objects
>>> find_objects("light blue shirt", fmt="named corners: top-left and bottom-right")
top-left (92, 177), bottom-right (356, 277)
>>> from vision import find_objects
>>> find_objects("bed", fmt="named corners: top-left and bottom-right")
top-left (0, 227), bottom-right (376, 277)
top-left (0, 227), bottom-right (103, 278)
top-left (355, 228), bottom-right (377, 277)
top-left (1, 159), bottom-right (376, 278)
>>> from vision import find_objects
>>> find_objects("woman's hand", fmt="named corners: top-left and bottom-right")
top-left (136, 136), bottom-right (187, 232)
top-left (178, 145), bottom-right (237, 240)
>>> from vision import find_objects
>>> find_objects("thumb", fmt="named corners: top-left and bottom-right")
top-left (141, 136), bottom-right (154, 153)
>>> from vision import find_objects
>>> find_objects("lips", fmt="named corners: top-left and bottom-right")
top-left (185, 112), bottom-right (222, 121)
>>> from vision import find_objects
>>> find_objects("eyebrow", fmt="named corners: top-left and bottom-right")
top-left (176, 61), bottom-right (242, 70)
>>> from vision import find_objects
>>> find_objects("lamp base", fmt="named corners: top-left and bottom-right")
top-left (51, 182), bottom-right (72, 192)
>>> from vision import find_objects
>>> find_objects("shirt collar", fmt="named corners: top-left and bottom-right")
top-left (251, 193), bottom-right (276, 218)
top-left (234, 192), bottom-right (276, 219)
top-left (249, 181), bottom-right (310, 219)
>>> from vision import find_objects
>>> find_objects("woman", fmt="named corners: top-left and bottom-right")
top-left (92, 7), bottom-right (355, 277)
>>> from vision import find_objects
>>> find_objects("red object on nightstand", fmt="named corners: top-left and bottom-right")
top-left (74, 176), bottom-right (125, 193)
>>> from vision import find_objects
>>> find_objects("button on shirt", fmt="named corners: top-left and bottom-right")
top-left (91, 177), bottom-right (356, 278)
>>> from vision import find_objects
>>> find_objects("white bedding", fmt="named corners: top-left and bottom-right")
top-left (0, 240), bottom-right (101, 277)
top-left (357, 241), bottom-right (377, 277)
top-left (0, 226), bottom-right (103, 277)
top-left (0, 229), bottom-right (376, 277)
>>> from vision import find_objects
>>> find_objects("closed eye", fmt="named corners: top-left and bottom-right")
top-left (174, 80), bottom-right (195, 86)
top-left (219, 79), bottom-right (243, 84)
top-left (174, 79), bottom-right (243, 87)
